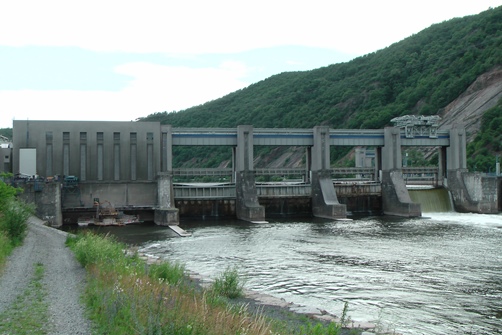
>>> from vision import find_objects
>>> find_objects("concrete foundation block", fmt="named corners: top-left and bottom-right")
top-left (311, 171), bottom-right (347, 219)
top-left (235, 171), bottom-right (266, 222)
top-left (382, 170), bottom-right (421, 217)
top-left (154, 207), bottom-right (179, 226)
top-left (447, 170), bottom-right (499, 213)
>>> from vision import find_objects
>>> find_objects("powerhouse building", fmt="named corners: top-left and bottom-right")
top-left (13, 120), bottom-right (169, 181)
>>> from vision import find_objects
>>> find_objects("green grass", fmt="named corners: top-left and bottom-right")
top-left (67, 232), bottom-right (349, 335)
top-left (0, 231), bottom-right (14, 270)
top-left (148, 261), bottom-right (186, 285)
top-left (0, 262), bottom-right (51, 334)
top-left (68, 232), bottom-right (272, 334)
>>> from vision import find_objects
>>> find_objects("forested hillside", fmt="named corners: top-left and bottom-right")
top-left (140, 7), bottom-right (501, 171)
top-left (142, 7), bottom-right (500, 130)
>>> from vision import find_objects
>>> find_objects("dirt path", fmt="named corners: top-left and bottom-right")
top-left (0, 217), bottom-right (92, 334)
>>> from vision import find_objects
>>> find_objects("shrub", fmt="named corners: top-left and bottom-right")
top-left (0, 199), bottom-right (33, 247)
top-left (0, 176), bottom-right (19, 212)
top-left (210, 266), bottom-right (244, 299)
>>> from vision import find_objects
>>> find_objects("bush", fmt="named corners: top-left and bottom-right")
top-left (210, 266), bottom-right (244, 299)
top-left (0, 199), bottom-right (33, 247)
top-left (0, 176), bottom-right (18, 210)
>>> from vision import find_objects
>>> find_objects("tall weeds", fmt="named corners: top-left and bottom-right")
top-left (67, 233), bottom-right (273, 335)
top-left (0, 199), bottom-right (33, 246)
top-left (0, 231), bottom-right (13, 268)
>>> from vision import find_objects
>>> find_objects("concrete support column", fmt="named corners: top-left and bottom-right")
top-left (311, 126), bottom-right (346, 219)
top-left (231, 148), bottom-right (236, 183)
top-left (161, 125), bottom-right (173, 173)
top-left (381, 127), bottom-right (421, 217)
top-left (355, 147), bottom-right (363, 180)
top-left (446, 126), bottom-right (497, 213)
top-left (375, 147), bottom-right (382, 182)
top-left (447, 126), bottom-right (467, 172)
top-left (438, 146), bottom-right (447, 186)
top-left (155, 126), bottom-right (178, 226)
top-left (45, 182), bottom-right (63, 227)
top-left (382, 127), bottom-right (402, 171)
top-left (355, 147), bottom-right (365, 168)
top-left (235, 125), bottom-right (265, 222)
top-left (154, 172), bottom-right (179, 226)
top-left (305, 147), bottom-right (312, 183)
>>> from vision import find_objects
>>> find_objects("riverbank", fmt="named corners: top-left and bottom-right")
top-left (1, 217), bottom-right (377, 334)
top-left (137, 250), bottom-right (377, 334)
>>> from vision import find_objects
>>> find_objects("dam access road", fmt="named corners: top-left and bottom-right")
top-left (0, 217), bottom-right (92, 334)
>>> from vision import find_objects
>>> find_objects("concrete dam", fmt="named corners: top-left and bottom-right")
top-left (7, 120), bottom-right (501, 228)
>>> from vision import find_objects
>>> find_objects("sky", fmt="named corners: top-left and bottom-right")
top-left (1, 0), bottom-right (501, 129)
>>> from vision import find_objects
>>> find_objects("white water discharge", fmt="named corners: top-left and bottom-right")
top-left (408, 188), bottom-right (453, 212)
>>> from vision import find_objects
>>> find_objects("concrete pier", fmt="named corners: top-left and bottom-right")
top-left (310, 126), bottom-right (346, 219)
top-left (311, 171), bottom-right (347, 219)
top-left (381, 127), bottom-right (421, 217)
top-left (235, 126), bottom-right (266, 222)
top-left (447, 170), bottom-right (499, 213)
top-left (154, 173), bottom-right (179, 226)
top-left (381, 170), bottom-right (421, 217)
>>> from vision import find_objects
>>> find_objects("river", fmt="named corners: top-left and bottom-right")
top-left (89, 212), bottom-right (502, 335)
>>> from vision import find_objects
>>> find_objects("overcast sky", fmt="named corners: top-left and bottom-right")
top-left (1, 0), bottom-right (501, 129)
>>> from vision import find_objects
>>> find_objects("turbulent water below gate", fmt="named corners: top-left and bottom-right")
top-left (87, 212), bottom-right (502, 335)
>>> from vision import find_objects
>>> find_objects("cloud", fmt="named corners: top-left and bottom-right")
top-left (1, 0), bottom-right (500, 129)
top-left (2, 0), bottom-right (498, 55)
top-left (0, 61), bottom-right (250, 126)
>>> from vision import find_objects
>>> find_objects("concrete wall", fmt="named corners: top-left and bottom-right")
top-left (18, 181), bottom-right (62, 227)
top-left (75, 182), bottom-right (157, 208)
top-left (447, 171), bottom-right (498, 213)
top-left (13, 121), bottom-right (162, 181)
top-left (0, 147), bottom-right (12, 174)
top-left (175, 199), bottom-right (236, 218)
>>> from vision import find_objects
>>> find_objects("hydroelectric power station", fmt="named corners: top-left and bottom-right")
top-left (5, 118), bottom-right (500, 230)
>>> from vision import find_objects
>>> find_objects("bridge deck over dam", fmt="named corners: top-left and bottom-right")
top-left (10, 120), bottom-right (499, 227)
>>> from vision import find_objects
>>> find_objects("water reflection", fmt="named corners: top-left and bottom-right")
top-left (86, 214), bottom-right (502, 335)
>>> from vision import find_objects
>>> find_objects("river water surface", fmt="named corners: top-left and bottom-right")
top-left (93, 213), bottom-right (502, 335)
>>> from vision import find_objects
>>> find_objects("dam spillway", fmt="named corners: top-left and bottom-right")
top-left (408, 188), bottom-right (453, 213)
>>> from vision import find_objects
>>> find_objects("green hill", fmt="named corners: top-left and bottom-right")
top-left (141, 7), bottom-right (501, 130)
top-left (140, 7), bottom-right (502, 172)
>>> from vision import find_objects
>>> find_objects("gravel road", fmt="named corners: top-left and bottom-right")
top-left (0, 217), bottom-right (92, 334)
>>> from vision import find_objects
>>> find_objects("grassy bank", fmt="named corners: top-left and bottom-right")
top-left (0, 174), bottom-right (33, 269)
top-left (67, 232), bottom-right (353, 335)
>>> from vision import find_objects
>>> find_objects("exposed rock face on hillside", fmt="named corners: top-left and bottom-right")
top-left (439, 67), bottom-right (502, 142)
top-left (254, 68), bottom-right (502, 168)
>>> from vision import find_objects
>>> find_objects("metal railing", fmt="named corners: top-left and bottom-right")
top-left (402, 167), bottom-right (441, 187)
